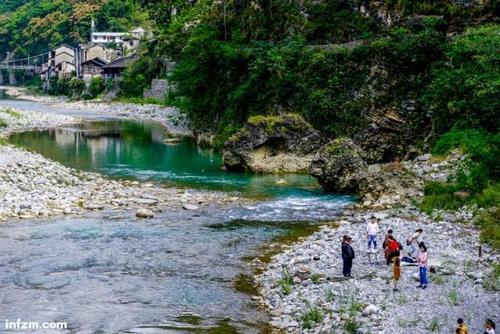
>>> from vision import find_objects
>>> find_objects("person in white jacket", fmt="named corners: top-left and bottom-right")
top-left (366, 216), bottom-right (379, 252)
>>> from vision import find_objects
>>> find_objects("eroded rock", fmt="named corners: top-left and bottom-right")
top-left (309, 137), bottom-right (368, 193)
top-left (223, 114), bottom-right (324, 173)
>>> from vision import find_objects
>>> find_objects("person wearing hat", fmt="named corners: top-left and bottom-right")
top-left (341, 235), bottom-right (355, 278)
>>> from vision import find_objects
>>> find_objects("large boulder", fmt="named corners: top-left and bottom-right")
top-left (309, 138), bottom-right (368, 193)
top-left (222, 114), bottom-right (324, 173)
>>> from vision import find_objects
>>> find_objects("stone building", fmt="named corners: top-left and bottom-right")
top-left (81, 58), bottom-right (107, 83)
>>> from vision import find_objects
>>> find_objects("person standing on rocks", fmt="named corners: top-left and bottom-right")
top-left (366, 216), bottom-right (379, 252)
top-left (385, 235), bottom-right (401, 265)
top-left (417, 243), bottom-right (428, 289)
top-left (406, 228), bottom-right (423, 259)
top-left (382, 229), bottom-right (393, 250)
top-left (484, 319), bottom-right (496, 334)
top-left (456, 318), bottom-right (468, 334)
top-left (341, 235), bottom-right (355, 278)
top-left (392, 249), bottom-right (401, 291)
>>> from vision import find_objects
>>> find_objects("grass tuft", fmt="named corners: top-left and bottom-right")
top-left (301, 306), bottom-right (324, 330)
top-left (277, 267), bottom-right (293, 295)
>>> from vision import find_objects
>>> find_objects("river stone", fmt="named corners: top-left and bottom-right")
top-left (417, 153), bottom-right (432, 161)
top-left (467, 271), bottom-right (484, 280)
top-left (162, 137), bottom-right (181, 145)
top-left (362, 304), bottom-right (380, 316)
top-left (136, 208), bottom-right (154, 218)
top-left (84, 203), bottom-right (104, 210)
top-left (222, 114), bottom-right (325, 173)
top-left (183, 204), bottom-right (199, 210)
top-left (134, 198), bottom-right (158, 205)
top-left (310, 137), bottom-right (368, 193)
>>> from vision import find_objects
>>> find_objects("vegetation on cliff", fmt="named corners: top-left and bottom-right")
top-left (130, 0), bottom-right (499, 245)
top-left (131, 1), bottom-right (497, 151)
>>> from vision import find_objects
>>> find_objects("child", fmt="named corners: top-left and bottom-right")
top-left (392, 249), bottom-right (401, 291)
top-left (456, 318), bottom-right (468, 334)
top-left (484, 319), bottom-right (496, 334)
top-left (417, 243), bottom-right (428, 289)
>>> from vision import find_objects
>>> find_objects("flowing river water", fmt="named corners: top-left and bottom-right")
top-left (0, 98), bottom-right (353, 333)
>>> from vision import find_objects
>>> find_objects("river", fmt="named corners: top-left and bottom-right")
top-left (0, 98), bottom-right (352, 333)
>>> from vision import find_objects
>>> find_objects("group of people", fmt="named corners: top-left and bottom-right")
top-left (455, 318), bottom-right (496, 334)
top-left (340, 216), bottom-right (496, 332)
top-left (342, 216), bottom-right (429, 289)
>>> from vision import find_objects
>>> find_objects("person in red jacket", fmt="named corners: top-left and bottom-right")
top-left (385, 235), bottom-right (401, 265)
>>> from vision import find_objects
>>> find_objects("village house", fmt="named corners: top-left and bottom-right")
top-left (49, 44), bottom-right (76, 78)
top-left (81, 57), bottom-right (107, 83)
top-left (90, 27), bottom-right (147, 54)
top-left (103, 56), bottom-right (137, 80)
top-left (39, 27), bottom-right (148, 90)
top-left (40, 44), bottom-right (77, 90)
top-left (80, 44), bottom-right (115, 63)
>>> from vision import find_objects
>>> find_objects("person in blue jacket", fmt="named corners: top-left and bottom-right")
top-left (342, 235), bottom-right (355, 278)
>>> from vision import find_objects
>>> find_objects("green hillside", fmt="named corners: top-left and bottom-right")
top-left (0, 0), bottom-right (150, 59)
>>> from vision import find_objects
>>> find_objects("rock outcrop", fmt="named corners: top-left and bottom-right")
top-left (223, 114), bottom-right (324, 173)
top-left (309, 137), bottom-right (368, 193)
top-left (311, 138), bottom-right (463, 208)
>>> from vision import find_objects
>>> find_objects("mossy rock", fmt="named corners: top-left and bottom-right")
top-left (310, 137), bottom-right (368, 193)
top-left (223, 114), bottom-right (325, 173)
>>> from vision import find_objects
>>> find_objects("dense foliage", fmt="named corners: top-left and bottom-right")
top-left (130, 1), bottom-right (499, 247)
top-left (0, 0), bottom-right (150, 59)
top-left (423, 24), bottom-right (500, 134)
top-left (129, 0), bottom-right (497, 144)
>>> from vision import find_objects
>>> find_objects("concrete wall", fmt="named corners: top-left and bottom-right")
top-left (143, 79), bottom-right (169, 100)
top-left (85, 45), bottom-right (113, 63)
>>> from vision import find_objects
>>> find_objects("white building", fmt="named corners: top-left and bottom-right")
top-left (90, 32), bottom-right (127, 45)
top-left (90, 27), bottom-right (147, 51)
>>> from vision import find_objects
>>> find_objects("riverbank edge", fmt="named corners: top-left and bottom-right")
top-left (254, 155), bottom-right (500, 333)
top-left (0, 85), bottom-right (192, 138)
top-left (0, 97), bottom-right (249, 222)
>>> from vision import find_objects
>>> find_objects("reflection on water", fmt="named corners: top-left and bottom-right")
top-left (9, 120), bottom-right (329, 199)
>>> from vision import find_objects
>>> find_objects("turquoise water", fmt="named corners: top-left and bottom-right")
top-left (8, 119), bottom-right (330, 199)
top-left (2, 101), bottom-right (354, 333)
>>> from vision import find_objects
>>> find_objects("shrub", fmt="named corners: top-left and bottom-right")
top-left (69, 78), bottom-right (85, 97)
top-left (476, 207), bottom-right (500, 250)
top-left (89, 77), bottom-right (105, 98)
top-left (301, 306), bottom-right (324, 330)
top-left (421, 126), bottom-right (499, 213)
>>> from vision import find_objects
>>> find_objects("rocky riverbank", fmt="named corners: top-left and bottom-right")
top-left (1, 86), bottom-right (190, 137)
top-left (256, 154), bottom-right (500, 333)
top-left (0, 103), bottom-right (241, 222)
